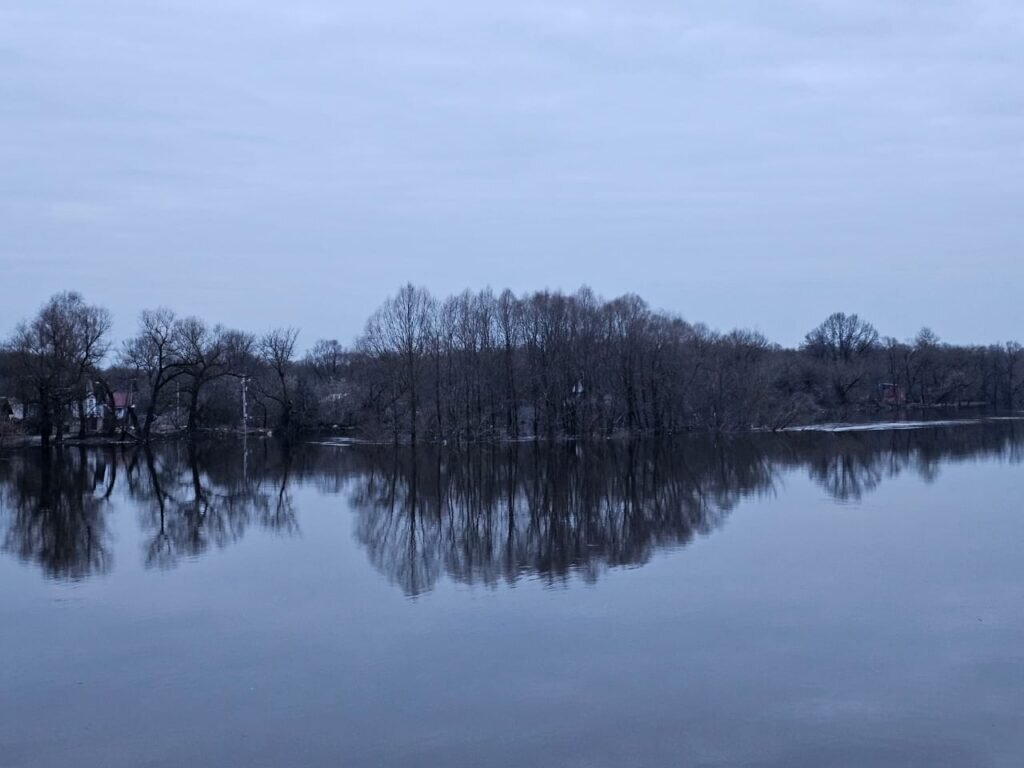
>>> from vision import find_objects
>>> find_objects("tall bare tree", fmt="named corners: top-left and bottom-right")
top-left (803, 312), bottom-right (880, 406)
top-left (360, 284), bottom-right (434, 443)
top-left (256, 328), bottom-right (300, 431)
top-left (5, 292), bottom-right (111, 445)
top-left (121, 308), bottom-right (190, 441)
top-left (175, 319), bottom-right (252, 434)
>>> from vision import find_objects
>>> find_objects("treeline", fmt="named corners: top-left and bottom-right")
top-left (1, 287), bottom-right (1022, 444)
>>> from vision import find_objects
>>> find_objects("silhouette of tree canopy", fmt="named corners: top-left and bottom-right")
top-left (4, 289), bottom-right (1024, 441)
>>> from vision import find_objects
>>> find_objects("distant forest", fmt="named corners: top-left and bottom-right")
top-left (1, 287), bottom-right (1022, 445)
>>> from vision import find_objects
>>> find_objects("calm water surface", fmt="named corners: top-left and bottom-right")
top-left (1, 425), bottom-right (1023, 767)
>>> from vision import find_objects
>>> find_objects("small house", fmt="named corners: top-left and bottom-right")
top-left (111, 389), bottom-right (136, 422)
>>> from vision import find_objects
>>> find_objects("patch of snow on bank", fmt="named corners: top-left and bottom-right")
top-left (785, 416), bottom-right (1024, 434)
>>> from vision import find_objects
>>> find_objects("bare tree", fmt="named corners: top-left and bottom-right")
top-left (803, 312), bottom-right (879, 363)
top-left (121, 308), bottom-right (190, 441)
top-left (360, 284), bottom-right (434, 443)
top-left (306, 339), bottom-right (346, 382)
top-left (5, 292), bottom-right (111, 446)
top-left (803, 312), bottom-right (880, 406)
top-left (255, 328), bottom-right (300, 431)
top-left (175, 319), bottom-right (252, 434)
top-left (496, 289), bottom-right (522, 437)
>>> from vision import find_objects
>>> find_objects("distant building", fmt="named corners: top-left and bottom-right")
top-left (111, 389), bottom-right (136, 422)
top-left (72, 381), bottom-right (138, 433)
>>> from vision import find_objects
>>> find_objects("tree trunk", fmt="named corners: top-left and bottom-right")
top-left (187, 387), bottom-right (200, 434)
top-left (39, 405), bottom-right (52, 449)
top-left (77, 398), bottom-right (87, 439)
top-left (142, 388), bottom-right (159, 441)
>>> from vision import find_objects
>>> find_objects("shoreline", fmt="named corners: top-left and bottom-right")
top-left (3, 413), bottom-right (1023, 452)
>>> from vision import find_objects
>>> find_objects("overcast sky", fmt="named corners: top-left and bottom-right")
top-left (2, 0), bottom-right (1022, 348)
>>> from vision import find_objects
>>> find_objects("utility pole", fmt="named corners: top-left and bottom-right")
top-left (241, 376), bottom-right (249, 432)
top-left (241, 375), bottom-right (250, 481)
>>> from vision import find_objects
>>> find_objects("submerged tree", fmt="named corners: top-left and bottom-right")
top-left (4, 292), bottom-right (111, 445)
top-left (802, 312), bottom-right (880, 406)
top-left (360, 284), bottom-right (435, 443)
top-left (254, 327), bottom-right (300, 432)
top-left (175, 319), bottom-right (252, 434)
top-left (121, 308), bottom-right (190, 440)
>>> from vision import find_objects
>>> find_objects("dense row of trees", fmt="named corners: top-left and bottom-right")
top-left (357, 286), bottom-right (1024, 440)
top-left (1, 287), bottom-right (1022, 443)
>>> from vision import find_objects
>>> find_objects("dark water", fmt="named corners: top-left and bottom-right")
top-left (2, 424), bottom-right (1023, 767)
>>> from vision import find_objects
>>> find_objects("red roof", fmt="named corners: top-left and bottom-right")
top-left (113, 391), bottom-right (135, 409)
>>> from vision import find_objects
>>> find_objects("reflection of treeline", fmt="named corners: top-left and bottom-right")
top-left (765, 421), bottom-right (1024, 501)
top-left (346, 440), bottom-right (776, 595)
top-left (1, 422), bottom-right (1022, 585)
top-left (0, 440), bottom-right (298, 579)
top-left (3, 289), bottom-right (1023, 445)
top-left (342, 421), bottom-right (1024, 594)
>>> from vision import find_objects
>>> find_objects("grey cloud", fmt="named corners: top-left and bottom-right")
top-left (1, 0), bottom-right (1021, 346)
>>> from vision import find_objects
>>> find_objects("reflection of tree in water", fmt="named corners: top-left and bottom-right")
top-left (130, 440), bottom-right (298, 569)
top-left (0, 440), bottom-right (299, 579)
top-left (0, 448), bottom-right (114, 579)
top-left (778, 422), bottom-right (1024, 502)
top-left (1, 420), bottom-right (1022, 586)
top-left (349, 438), bottom-right (779, 596)
top-left (804, 444), bottom-right (887, 501)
